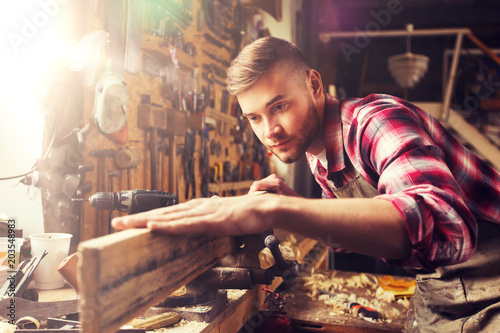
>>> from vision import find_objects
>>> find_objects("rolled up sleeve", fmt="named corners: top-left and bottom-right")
top-left (351, 102), bottom-right (478, 270)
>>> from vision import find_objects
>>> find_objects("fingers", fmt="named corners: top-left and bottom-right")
top-left (111, 202), bottom-right (193, 230)
top-left (111, 216), bottom-right (147, 230)
top-left (111, 198), bottom-right (215, 231)
top-left (147, 219), bottom-right (208, 234)
top-left (249, 174), bottom-right (280, 193)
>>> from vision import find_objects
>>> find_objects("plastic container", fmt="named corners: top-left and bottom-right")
top-left (29, 233), bottom-right (72, 290)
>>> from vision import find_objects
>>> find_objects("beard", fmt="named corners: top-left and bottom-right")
top-left (269, 95), bottom-right (321, 164)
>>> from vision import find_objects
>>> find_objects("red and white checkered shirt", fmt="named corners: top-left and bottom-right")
top-left (307, 93), bottom-right (500, 270)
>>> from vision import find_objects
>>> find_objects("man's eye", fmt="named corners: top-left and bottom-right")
top-left (248, 116), bottom-right (259, 123)
top-left (275, 103), bottom-right (285, 112)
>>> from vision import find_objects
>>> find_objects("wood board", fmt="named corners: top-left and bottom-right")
top-left (77, 229), bottom-right (235, 333)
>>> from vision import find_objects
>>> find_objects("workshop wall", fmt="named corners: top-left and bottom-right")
top-left (75, 0), bottom-right (277, 241)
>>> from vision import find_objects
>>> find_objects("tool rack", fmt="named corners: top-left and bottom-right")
top-left (79, 0), bottom-right (271, 241)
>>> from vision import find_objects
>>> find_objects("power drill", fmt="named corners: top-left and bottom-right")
top-left (73, 190), bottom-right (177, 214)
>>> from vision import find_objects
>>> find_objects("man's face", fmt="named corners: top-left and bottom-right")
top-left (238, 65), bottom-right (323, 164)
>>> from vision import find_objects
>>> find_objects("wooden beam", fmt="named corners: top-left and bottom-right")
top-left (77, 229), bottom-right (235, 333)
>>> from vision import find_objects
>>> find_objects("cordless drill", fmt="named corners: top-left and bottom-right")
top-left (73, 190), bottom-right (178, 214)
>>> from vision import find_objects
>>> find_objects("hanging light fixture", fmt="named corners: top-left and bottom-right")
top-left (388, 24), bottom-right (429, 89)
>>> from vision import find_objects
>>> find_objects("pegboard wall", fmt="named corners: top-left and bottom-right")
top-left (78, 0), bottom-right (274, 241)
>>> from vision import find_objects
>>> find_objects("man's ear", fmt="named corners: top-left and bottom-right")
top-left (308, 69), bottom-right (323, 97)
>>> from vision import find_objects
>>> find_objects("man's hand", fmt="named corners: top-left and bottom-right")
top-left (111, 192), bottom-right (277, 235)
top-left (249, 174), bottom-right (300, 196)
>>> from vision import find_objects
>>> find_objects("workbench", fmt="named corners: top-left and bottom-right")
top-left (138, 233), bottom-right (320, 333)
top-left (132, 235), bottom-right (411, 333)
top-left (6, 233), bottom-right (412, 333)
top-left (282, 270), bottom-right (411, 333)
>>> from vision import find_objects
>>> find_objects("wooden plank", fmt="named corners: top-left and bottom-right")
top-left (208, 180), bottom-right (255, 194)
top-left (77, 229), bottom-right (235, 333)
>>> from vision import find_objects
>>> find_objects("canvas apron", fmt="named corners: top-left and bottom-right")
top-left (330, 161), bottom-right (500, 332)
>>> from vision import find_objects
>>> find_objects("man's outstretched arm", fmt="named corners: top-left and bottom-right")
top-left (111, 193), bottom-right (411, 261)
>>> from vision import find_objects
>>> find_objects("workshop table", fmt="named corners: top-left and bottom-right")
top-left (282, 270), bottom-right (413, 333)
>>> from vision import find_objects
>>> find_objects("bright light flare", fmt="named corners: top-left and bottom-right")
top-left (0, 1), bottom-right (74, 174)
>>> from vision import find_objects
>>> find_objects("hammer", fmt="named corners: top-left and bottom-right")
top-left (137, 95), bottom-right (167, 190)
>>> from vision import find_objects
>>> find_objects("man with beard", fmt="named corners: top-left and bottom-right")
top-left (112, 37), bottom-right (500, 331)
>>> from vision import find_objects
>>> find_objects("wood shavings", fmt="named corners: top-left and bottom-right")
top-left (397, 297), bottom-right (410, 308)
top-left (156, 319), bottom-right (208, 332)
top-left (343, 273), bottom-right (378, 289)
top-left (0, 322), bottom-right (16, 333)
top-left (297, 270), bottom-right (411, 323)
top-left (171, 285), bottom-right (187, 296)
top-left (281, 234), bottom-right (301, 260)
top-left (16, 316), bottom-right (40, 329)
top-left (258, 245), bottom-right (295, 269)
top-left (376, 286), bottom-right (395, 303)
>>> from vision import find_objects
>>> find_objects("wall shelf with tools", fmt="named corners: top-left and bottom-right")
top-left (78, 0), bottom-right (270, 241)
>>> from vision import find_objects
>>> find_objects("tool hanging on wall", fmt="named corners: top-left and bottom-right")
top-left (183, 131), bottom-right (196, 200)
top-left (115, 146), bottom-right (144, 190)
top-left (93, 60), bottom-right (130, 144)
top-left (89, 149), bottom-right (116, 236)
top-left (199, 128), bottom-right (210, 197)
top-left (137, 95), bottom-right (168, 190)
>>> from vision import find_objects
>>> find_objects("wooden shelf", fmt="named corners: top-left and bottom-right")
top-left (208, 180), bottom-right (254, 195)
top-left (205, 107), bottom-right (238, 126)
top-left (141, 34), bottom-right (197, 71)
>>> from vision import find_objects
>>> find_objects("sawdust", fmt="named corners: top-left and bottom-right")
top-left (226, 289), bottom-right (247, 301)
top-left (155, 319), bottom-right (208, 332)
top-left (0, 322), bottom-right (16, 333)
top-left (297, 269), bottom-right (411, 323)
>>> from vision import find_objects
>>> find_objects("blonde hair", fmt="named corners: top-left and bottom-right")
top-left (226, 37), bottom-right (309, 96)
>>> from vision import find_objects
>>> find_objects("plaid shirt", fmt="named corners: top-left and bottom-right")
top-left (306, 93), bottom-right (500, 270)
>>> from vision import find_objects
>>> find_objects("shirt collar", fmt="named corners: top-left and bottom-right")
top-left (306, 93), bottom-right (345, 173)
top-left (323, 93), bottom-right (345, 172)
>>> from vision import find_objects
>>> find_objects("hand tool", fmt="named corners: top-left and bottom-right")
top-left (114, 147), bottom-right (143, 170)
top-left (183, 131), bottom-right (196, 200)
top-left (346, 301), bottom-right (380, 320)
top-left (202, 50), bottom-right (230, 67)
top-left (131, 312), bottom-right (181, 330)
top-left (0, 297), bottom-right (78, 322)
top-left (260, 288), bottom-right (292, 333)
top-left (90, 149), bottom-right (117, 235)
top-left (0, 252), bottom-right (47, 300)
top-left (199, 129), bottom-right (210, 197)
top-left (24, 317), bottom-right (147, 332)
top-left (72, 189), bottom-right (177, 214)
top-left (317, 288), bottom-right (380, 320)
top-left (137, 95), bottom-right (167, 190)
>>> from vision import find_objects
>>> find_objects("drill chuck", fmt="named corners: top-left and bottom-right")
top-left (86, 190), bottom-right (177, 214)
top-left (89, 192), bottom-right (119, 211)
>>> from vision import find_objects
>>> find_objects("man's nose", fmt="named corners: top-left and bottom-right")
top-left (264, 119), bottom-right (282, 139)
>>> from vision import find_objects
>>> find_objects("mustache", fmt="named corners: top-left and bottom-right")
top-left (268, 135), bottom-right (292, 146)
